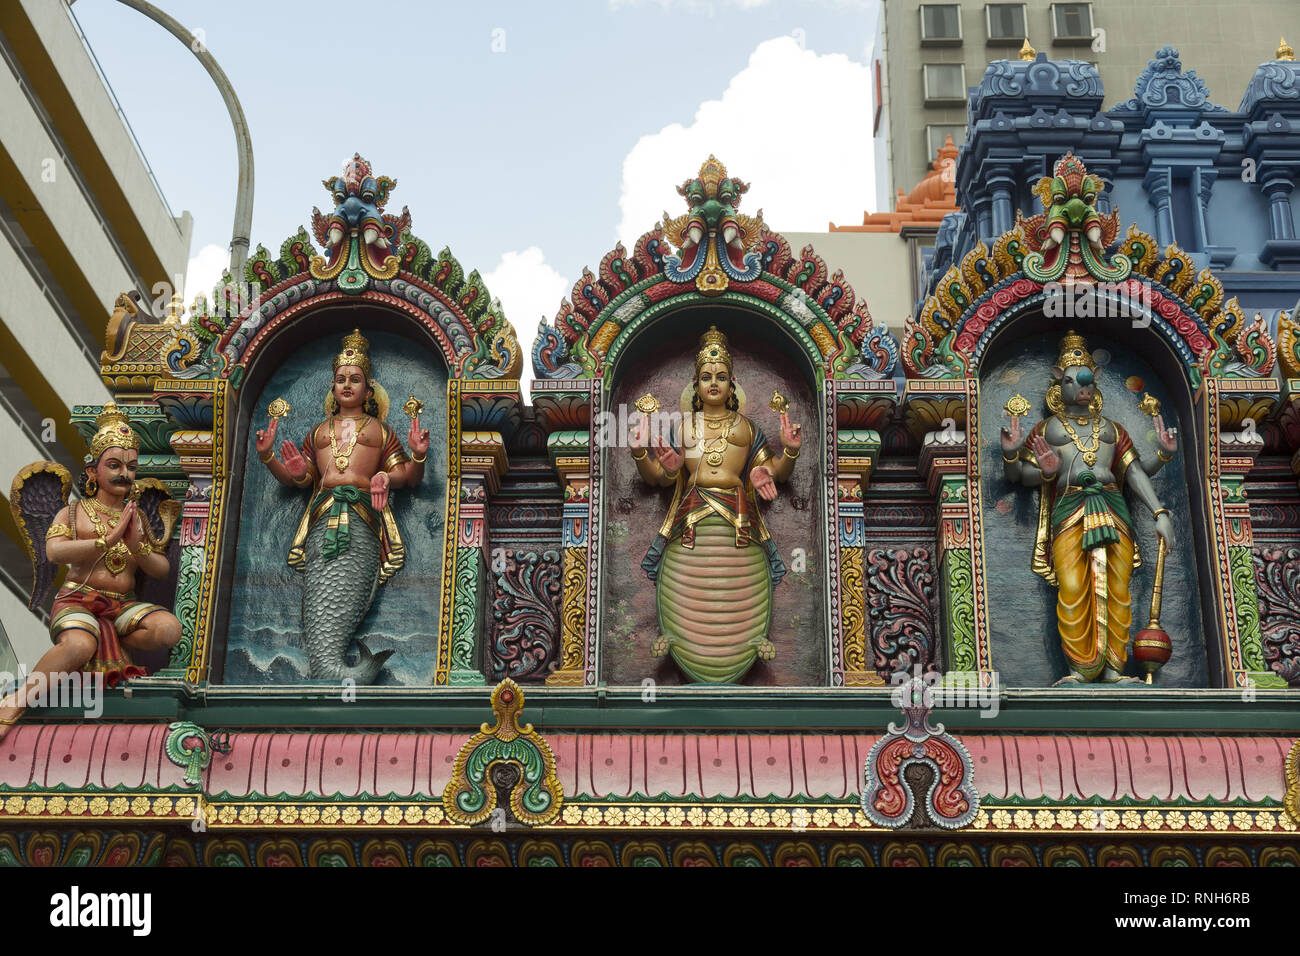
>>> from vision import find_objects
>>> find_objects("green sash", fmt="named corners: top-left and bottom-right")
top-left (1052, 471), bottom-right (1131, 551)
top-left (320, 485), bottom-right (365, 561)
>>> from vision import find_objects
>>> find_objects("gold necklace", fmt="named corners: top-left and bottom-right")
top-left (329, 415), bottom-right (370, 472)
top-left (697, 413), bottom-right (735, 466)
top-left (1056, 413), bottom-right (1102, 466)
top-left (82, 500), bottom-right (130, 573)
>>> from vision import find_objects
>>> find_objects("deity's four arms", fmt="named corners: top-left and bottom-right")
top-left (2, 404), bottom-right (182, 739)
top-left (1000, 331), bottom-right (1179, 684)
top-left (255, 329), bottom-right (430, 684)
top-left (629, 326), bottom-right (802, 684)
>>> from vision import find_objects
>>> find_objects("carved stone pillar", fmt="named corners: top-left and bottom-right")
top-left (546, 441), bottom-right (590, 687)
top-left (1207, 377), bottom-right (1287, 689)
top-left (1143, 168), bottom-right (1175, 249)
top-left (906, 379), bottom-right (994, 688)
top-left (446, 431), bottom-right (508, 686)
top-left (987, 165), bottom-right (1017, 238)
top-left (839, 430), bottom-right (880, 686)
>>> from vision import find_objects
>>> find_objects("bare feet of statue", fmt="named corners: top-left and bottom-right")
top-left (1053, 671), bottom-right (1088, 686)
top-left (651, 635), bottom-right (670, 657)
top-left (1101, 668), bottom-right (1144, 685)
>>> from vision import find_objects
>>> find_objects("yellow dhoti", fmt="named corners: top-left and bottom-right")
top-left (1051, 517), bottom-right (1135, 679)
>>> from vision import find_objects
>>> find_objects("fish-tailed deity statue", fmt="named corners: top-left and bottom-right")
top-left (2, 403), bottom-right (181, 739)
top-left (255, 329), bottom-right (430, 683)
top-left (629, 327), bottom-right (802, 684)
top-left (1000, 331), bottom-right (1179, 684)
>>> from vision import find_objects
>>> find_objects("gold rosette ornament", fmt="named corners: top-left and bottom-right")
top-left (267, 397), bottom-right (291, 420)
top-left (1004, 393), bottom-right (1031, 418)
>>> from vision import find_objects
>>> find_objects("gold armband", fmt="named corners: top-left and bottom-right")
top-left (45, 523), bottom-right (74, 540)
top-left (783, 447), bottom-right (800, 460)
top-left (1156, 448), bottom-right (1174, 462)
top-left (95, 534), bottom-right (107, 551)
top-left (135, 540), bottom-right (155, 557)
top-left (1152, 508), bottom-right (1171, 519)
top-left (258, 450), bottom-right (275, 464)
top-left (631, 449), bottom-right (648, 461)
top-left (411, 452), bottom-right (427, 464)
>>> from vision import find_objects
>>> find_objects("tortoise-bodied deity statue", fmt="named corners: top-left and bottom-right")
top-left (630, 327), bottom-right (802, 684)
top-left (255, 329), bottom-right (430, 683)
top-left (2, 404), bottom-right (181, 739)
top-left (1000, 331), bottom-right (1179, 684)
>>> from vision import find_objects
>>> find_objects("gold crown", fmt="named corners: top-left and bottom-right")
top-left (695, 326), bottom-right (733, 373)
top-left (334, 329), bottom-right (372, 377)
top-left (1055, 330), bottom-right (1096, 373)
top-left (87, 401), bottom-right (140, 461)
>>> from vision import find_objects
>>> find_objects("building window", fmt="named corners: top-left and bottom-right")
top-left (920, 4), bottom-right (962, 46)
top-left (985, 4), bottom-right (1027, 45)
top-left (926, 124), bottom-right (965, 160)
top-left (1051, 3), bottom-right (1093, 45)
top-left (923, 64), bottom-right (967, 105)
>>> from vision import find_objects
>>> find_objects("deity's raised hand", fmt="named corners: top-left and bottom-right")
top-left (779, 411), bottom-right (802, 451)
top-left (1154, 414), bottom-right (1177, 455)
top-left (653, 435), bottom-right (683, 475)
top-left (1001, 414), bottom-right (1023, 454)
top-left (255, 416), bottom-right (279, 460)
top-left (1030, 433), bottom-right (1061, 477)
top-left (751, 464), bottom-right (777, 502)
top-left (629, 412), bottom-right (649, 452)
top-left (408, 415), bottom-right (430, 458)
top-left (280, 439), bottom-right (309, 480)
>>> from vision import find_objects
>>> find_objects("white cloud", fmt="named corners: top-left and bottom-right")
top-left (615, 36), bottom-right (875, 245)
top-left (483, 246), bottom-right (570, 392)
top-left (183, 243), bottom-right (229, 307)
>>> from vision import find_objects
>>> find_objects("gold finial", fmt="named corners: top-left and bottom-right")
top-left (1019, 39), bottom-right (1036, 61)
top-left (1279, 37), bottom-right (1296, 61)
top-left (1138, 393), bottom-right (1161, 417)
top-left (164, 292), bottom-right (184, 326)
top-left (333, 328), bottom-right (372, 377)
top-left (402, 394), bottom-right (424, 419)
top-left (88, 401), bottom-right (141, 460)
top-left (768, 391), bottom-right (789, 415)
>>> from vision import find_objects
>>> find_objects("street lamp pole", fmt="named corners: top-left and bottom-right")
top-left (109, 0), bottom-right (254, 280)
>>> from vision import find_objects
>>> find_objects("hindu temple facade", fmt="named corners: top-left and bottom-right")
top-left (0, 46), bottom-right (1297, 867)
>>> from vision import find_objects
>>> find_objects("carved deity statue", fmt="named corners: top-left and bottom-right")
top-left (629, 327), bottom-right (802, 683)
top-left (1000, 331), bottom-right (1179, 684)
top-left (255, 329), bottom-right (430, 683)
top-left (2, 404), bottom-right (181, 739)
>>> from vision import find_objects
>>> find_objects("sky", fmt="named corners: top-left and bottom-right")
top-left (71, 0), bottom-right (880, 370)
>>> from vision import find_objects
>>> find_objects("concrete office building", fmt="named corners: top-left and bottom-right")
top-left (0, 0), bottom-right (192, 663)
top-left (874, 0), bottom-right (1300, 212)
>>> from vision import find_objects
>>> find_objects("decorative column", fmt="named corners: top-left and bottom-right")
top-left (153, 380), bottom-right (224, 683)
top-left (546, 434), bottom-right (591, 686)
top-left (445, 431), bottom-right (508, 686)
top-left (905, 379), bottom-right (993, 687)
top-left (986, 165), bottom-right (1017, 238)
top-left (1262, 168), bottom-right (1298, 241)
top-left (832, 379), bottom-right (896, 686)
top-left (1143, 168), bottom-right (1175, 249)
top-left (1205, 376), bottom-right (1287, 689)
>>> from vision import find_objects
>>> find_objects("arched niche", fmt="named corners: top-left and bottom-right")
top-left (977, 312), bottom-right (1213, 687)
top-left (599, 303), bottom-right (826, 686)
top-left (211, 305), bottom-right (449, 685)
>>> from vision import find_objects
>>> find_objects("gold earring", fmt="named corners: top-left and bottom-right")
top-left (86, 476), bottom-right (98, 495)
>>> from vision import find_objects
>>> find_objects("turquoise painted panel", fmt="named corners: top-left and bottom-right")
top-left (223, 330), bottom-right (447, 685)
